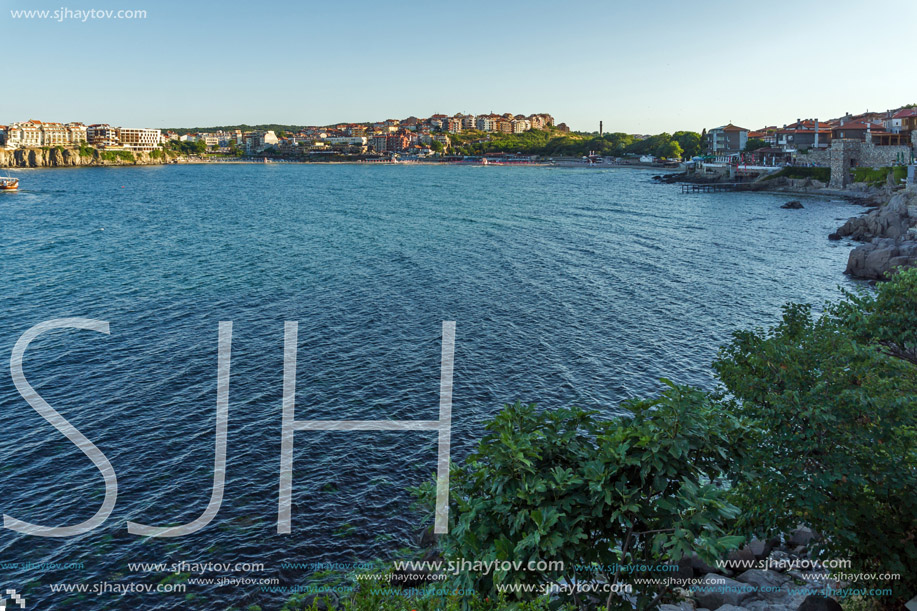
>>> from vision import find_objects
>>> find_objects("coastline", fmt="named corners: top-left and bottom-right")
top-left (655, 170), bottom-right (917, 280)
top-left (0, 146), bottom-right (676, 170)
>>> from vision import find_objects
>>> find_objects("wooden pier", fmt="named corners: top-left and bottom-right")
top-left (680, 183), bottom-right (747, 194)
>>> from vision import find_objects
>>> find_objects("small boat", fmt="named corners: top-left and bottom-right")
top-left (0, 175), bottom-right (19, 191)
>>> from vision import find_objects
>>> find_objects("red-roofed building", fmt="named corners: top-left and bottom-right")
top-left (831, 119), bottom-right (909, 146)
top-left (775, 119), bottom-right (830, 151)
top-left (892, 108), bottom-right (917, 133)
top-left (707, 123), bottom-right (749, 153)
top-left (748, 127), bottom-right (777, 145)
top-left (831, 120), bottom-right (885, 141)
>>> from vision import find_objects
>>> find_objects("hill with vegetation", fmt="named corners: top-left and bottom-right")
top-left (448, 128), bottom-right (702, 159)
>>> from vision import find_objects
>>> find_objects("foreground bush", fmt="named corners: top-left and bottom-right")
top-left (420, 385), bottom-right (750, 611)
top-left (282, 270), bottom-right (916, 611)
top-left (716, 268), bottom-right (917, 605)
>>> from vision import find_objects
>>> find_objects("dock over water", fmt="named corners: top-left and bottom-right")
top-left (680, 183), bottom-right (749, 194)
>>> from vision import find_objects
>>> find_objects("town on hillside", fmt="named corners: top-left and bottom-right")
top-left (0, 113), bottom-right (564, 159)
top-left (1, 107), bottom-right (915, 181)
top-left (700, 107), bottom-right (917, 188)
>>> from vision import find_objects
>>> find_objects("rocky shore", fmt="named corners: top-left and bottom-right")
top-left (0, 147), bottom-right (167, 167)
top-left (656, 171), bottom-right (917, 280)
top-left (831, 191), bottom-right (917, 280)
top-left (395, 526), bottom-right (849, 611)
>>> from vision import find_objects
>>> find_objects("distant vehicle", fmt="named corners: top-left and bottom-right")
top-left (0, 174), bottom-right (19, 191)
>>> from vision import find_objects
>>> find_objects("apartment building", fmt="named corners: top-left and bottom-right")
top-left (118, 128), bottom-right (162, 151)
top-left (87, 124), bottom-right (120, 147)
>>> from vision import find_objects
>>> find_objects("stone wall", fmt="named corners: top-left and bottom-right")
top-left (858, 141), bottom-right (912, 167)
top-left (794, 148), bottom-right (830, 167)
top-left (828, 138), bottom-right (916, 188)
top-left (829, 140), bottom-right (860, 188)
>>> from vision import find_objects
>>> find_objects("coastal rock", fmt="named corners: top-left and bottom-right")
top-left (787, 526), bottom-right (818, 548)
top-left (745, 603), bottom-right (793, 611)
top-left (837, 193), bottom-right (917, 279)
top-left (797, 595), bottom-right (843, 611)
top-left (746, 539), bottom-right (768, 560)
top-left (0, 147), bottom-right (166, 168)
top-left (692, 574), bottom-right (754, 609)
top-left (767, 550), bottom-right (793, 572)
top-left (835, 192), bottom-right (915, 241)
top-left (781, 200), bottom-right (804, 209)
top-left (845, 238), bottom-right (917, 280)
top-left (735, 568), bottom-right (791, 590)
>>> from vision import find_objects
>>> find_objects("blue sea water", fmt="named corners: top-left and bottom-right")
top-left (0, 164), bottom-right (860, 609)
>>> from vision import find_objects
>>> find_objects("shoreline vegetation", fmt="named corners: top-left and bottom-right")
top-left (272, 270), bottom-right (917, 611)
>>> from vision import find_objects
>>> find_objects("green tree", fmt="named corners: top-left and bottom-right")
top-left (715, 269), bottom-right (917, 606)
top-left (743, 138), bottom-right (767, 152)
top-left (672, 131), bottom-right (702, 158)
top-left (659, 140), bottom-right (683, 160)
top-left (423, 385), bottom-right (750, 611)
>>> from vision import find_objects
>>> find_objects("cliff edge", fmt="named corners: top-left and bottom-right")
top-left (0, 147), bottom-right (167, 168)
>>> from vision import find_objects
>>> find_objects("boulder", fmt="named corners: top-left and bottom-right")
top-left (726, 546), bottom-right (756, 566)
top-left (781, 200), bottom-right (804, 209)
top-left (835, 192), bottom-right (916, 242)
top-left (845, 237), bottom-right (917, 279)
top-left (797, 595), bottom-right (843, 611)
top-left (745, 602), bottom-right (792, 611)
top-left (767, 550), bottom-right (793, 572)
top-left (692, 574), bottom-right (754, 610)
top-left (735, 568), bottom-right (791, 590)
top-left (746, 538), bottom-right (777, 560)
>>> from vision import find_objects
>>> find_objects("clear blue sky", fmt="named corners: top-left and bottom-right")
top-left (2, 0), bottom-right (915, 133)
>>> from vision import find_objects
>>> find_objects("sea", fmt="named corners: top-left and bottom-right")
top-left (0, 163), bottom-right (862, 609)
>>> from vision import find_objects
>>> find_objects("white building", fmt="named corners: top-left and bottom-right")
top-left (475, 115), bottom-right (499, 132)
top-left (39, 122), bottom-right (70, 146)
top-left (66, 122), bottom-right (87, 144)
top-left (324, 136), bottom-right (368, 146)
top-left (244, 130), bottom-right (279, 154)
top-left (3, 121), bottom-right (43, 148)
top-left (87, 124), bottom-right (120, 147)
top-left (117, 128), bottom-right (161, 151)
